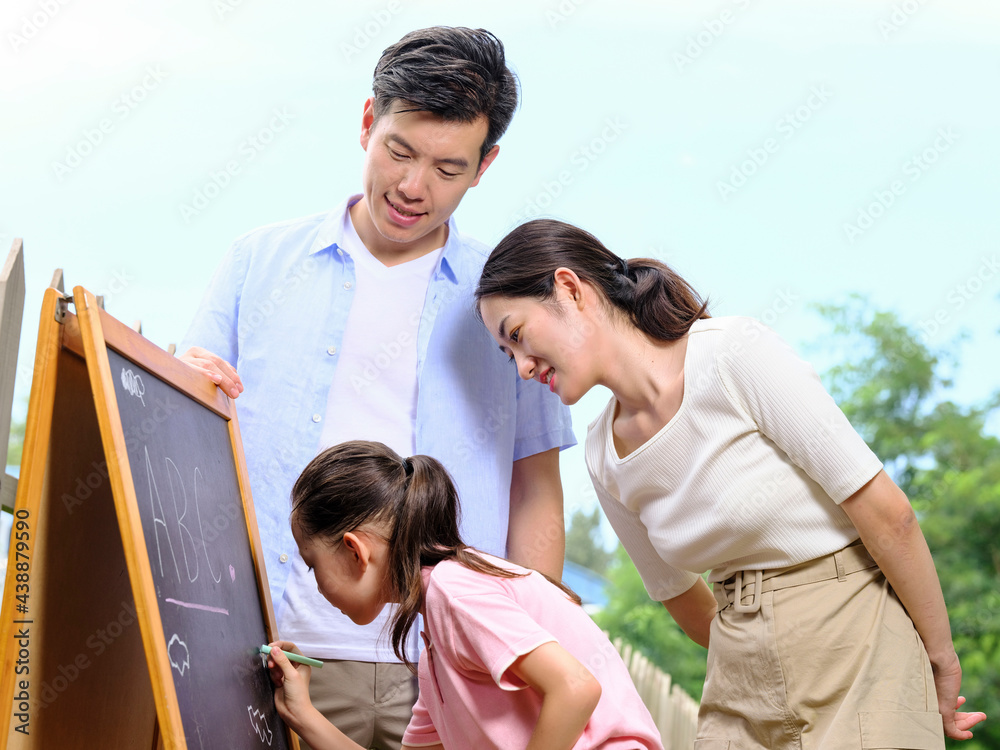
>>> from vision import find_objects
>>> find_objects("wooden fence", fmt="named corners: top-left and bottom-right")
top-left (612, 638), bottom-right (700, 750)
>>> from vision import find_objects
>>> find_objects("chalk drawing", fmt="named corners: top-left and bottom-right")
top-left (247, 706), bottom-right (274, 745)
top-left (167, 634), bottom-right (190, 676)
top-left (165, 598), bottom-right (230, 616)
top-left (121, 367), bottom-right (146, 406)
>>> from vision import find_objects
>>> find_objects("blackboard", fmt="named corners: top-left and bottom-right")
top-left (107, 347), bottom-right (291, 749)
top-left (0, 286), bottom-right (298, 749)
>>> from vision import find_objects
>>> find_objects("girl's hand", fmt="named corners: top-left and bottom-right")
top-left (509, 641), bottom-right (602, 750)
top-left (265, 641), bottom-right (314, 730)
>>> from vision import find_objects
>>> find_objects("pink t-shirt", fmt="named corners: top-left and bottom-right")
top-left (401, 555), bottom-right (663, 749)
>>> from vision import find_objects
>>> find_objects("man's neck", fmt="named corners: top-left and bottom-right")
top-left (349, 199), bottom-right (448, 267)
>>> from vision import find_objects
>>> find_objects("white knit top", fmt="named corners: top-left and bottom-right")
top-left (585, 317), bottom-right (883, 601)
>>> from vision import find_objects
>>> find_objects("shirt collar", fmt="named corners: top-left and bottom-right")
top-left (308, 194), bottom-right (465, 285)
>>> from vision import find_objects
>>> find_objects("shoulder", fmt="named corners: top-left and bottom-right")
top-left (440, 223), bottom-right (492, 281)
top-left (686, 316), bottom-right (796, 367)
top-left (231, 210), bottom-right (332, 255)
top-left (423, 555), bottom-right (523, 609)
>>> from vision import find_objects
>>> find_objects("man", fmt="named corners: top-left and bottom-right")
top-left (179, 27), bottom-right (575, 750)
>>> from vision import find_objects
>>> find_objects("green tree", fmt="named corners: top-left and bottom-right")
top-left (594, 546), bottom-right (708, 698)
top-left (565, 506), bottom-right (614, 575)
top-left (817, 296), bottom-right (999, 749)
top-left (7, 415), bottom-right (24, 467)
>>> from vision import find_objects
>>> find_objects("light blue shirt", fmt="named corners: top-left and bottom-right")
top-left (180, 196), bottom-right (576, 607)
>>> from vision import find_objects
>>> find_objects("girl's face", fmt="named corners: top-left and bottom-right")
top-left (479, 281), bottom-right (599, 406)
top-left (293, 522), bottom-right (389, 626)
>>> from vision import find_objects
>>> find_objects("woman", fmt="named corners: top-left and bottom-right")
top-left (474, 219), bottom-right (985, 749)
top-left (266, 440), bottom-right (663, 750)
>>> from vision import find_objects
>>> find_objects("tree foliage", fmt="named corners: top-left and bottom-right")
top-left (817, 297), bottom-right (999, 749)
top-left (565, 506), bottom-right (614, 575)
top-left (7, 416), bottom-right (24, 467)
top-left (594, 546), bottom-right (708, 699)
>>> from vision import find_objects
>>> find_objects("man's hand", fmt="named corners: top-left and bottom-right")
top-left (179, 346), bottom-right (243, 399)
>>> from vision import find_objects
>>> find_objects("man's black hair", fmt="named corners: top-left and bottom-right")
top-left (372, 27), bottom-right (519, 164)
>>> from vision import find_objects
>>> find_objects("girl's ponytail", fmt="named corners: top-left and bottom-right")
top-left (386, 454), bottom-right (464, 665)
top-left (292, 441), bottom-right (581, 673)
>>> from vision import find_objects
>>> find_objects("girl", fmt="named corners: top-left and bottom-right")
top-left (266, 440), bottom-right (664, 750)
top-left (474, 219), bottom-right (986, 749)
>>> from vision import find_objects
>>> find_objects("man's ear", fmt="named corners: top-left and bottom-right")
top-left (470, 144), bottom-right (500, 187)
top-left (553, 267), bottom-right (587, 309)
top-left (360, 97), bottom-right (376, 151)
top-left (341, 531), bottom-right (371, 575)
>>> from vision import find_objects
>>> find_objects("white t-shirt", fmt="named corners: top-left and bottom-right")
top-left (586, 317), bottom-right (884, 602)
top-left (279, 206), bottom-right (443, 661)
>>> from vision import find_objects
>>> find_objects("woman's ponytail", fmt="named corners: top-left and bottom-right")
top-left (476, 219), bottom-right (709, 341)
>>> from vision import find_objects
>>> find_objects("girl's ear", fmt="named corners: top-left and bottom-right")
top-left (552, 267), bottom-right (587, 309)
top-left (341, 531), bottom-right (371, 575)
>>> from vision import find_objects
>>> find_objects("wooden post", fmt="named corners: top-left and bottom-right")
top-left (1, 239), bottom-right (25, 514)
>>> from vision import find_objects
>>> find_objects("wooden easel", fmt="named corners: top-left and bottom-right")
top-left (1, 286), bottom-right (297, 749)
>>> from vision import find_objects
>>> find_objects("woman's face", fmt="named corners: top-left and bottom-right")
top-left (479, 290), bottom-right (599, 406)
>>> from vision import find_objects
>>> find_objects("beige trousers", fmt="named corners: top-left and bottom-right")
top-left (696, 543), bottom-right (945, 750)
top-left (298, 659), bottom-right (418, 750)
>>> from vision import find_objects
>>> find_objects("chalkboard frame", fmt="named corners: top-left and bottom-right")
top-left (75, 285), bottom-right (296, 749)
top-left (0, 285), bottom-right (297, 749)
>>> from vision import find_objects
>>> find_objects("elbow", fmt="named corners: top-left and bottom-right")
top-left (575, 670), bottom-right (602, 718)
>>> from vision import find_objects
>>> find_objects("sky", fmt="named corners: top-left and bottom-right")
top-left (2, 0), bottom-right (999, 532)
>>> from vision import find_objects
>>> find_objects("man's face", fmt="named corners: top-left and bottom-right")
top-left (354, 98), bottom-right (499, 263)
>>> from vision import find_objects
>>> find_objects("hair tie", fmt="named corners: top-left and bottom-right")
top-left (401, 457), bottom-right (414, 476)
top-left (618, 256), bottom-right (630, 279)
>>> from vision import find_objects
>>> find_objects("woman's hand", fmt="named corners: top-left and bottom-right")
top-left (929, 654), bottom-right (986, 740)
top-left (841, 471), bottom-right (986, 740)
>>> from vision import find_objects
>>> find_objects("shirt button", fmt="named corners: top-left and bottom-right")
top-left (343, 281), bottom-right (353, 290)
top-left (279, 554), bottom-right (289, 563)
top-left (312, 414), bottom-right (322, 423)
top-left (327, 346), bottom-right (337, 356)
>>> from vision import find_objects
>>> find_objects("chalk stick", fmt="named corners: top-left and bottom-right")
top-left (260, 645), bottom-right (324, 668)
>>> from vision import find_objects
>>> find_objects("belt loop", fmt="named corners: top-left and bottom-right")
top-left (733, 569), bottom-right (763, 614)
top-left (834, 548), bottom-right (847, 582)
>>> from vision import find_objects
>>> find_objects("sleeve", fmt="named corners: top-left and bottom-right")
top-left (177, 241), bottom-right (248, 365)
top-left (590, 471), bottom-right (700, 601)
top-left (401, 691), bottom-right (441, 747)
top-left (717, 318), bottom-right (883, 503)
top-left (512, 374), bottom-right (577, 461)
top-left (428, 578), bottom-right (556, 690)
